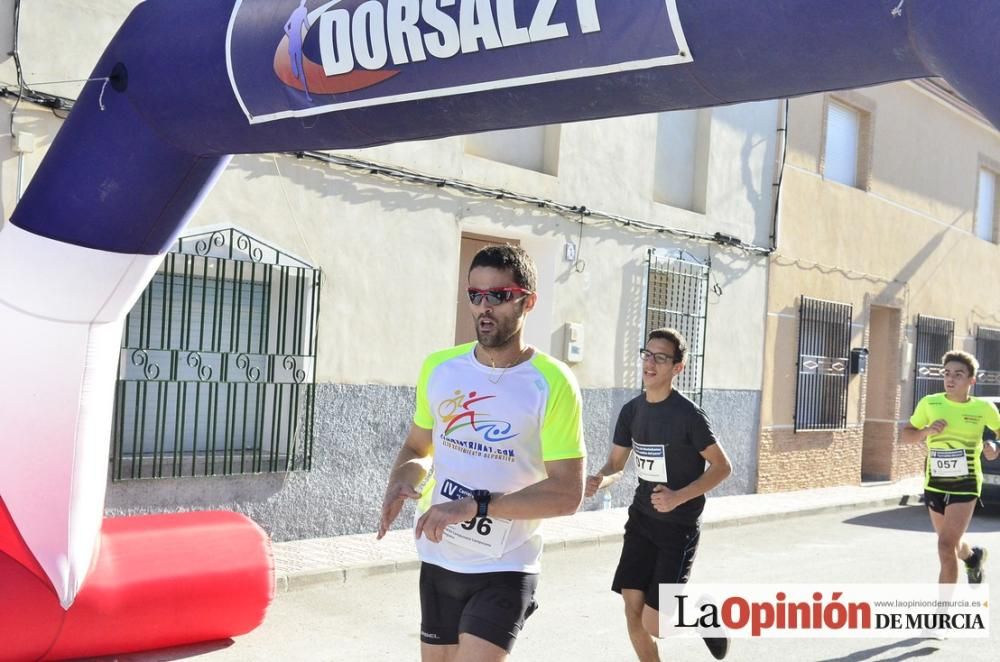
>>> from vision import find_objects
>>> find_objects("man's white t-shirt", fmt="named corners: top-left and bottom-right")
top-left (412, 343), bottom-right (585, 574)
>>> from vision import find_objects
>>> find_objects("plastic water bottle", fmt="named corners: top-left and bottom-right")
top-left (600, 490), bottom-right (613, 510)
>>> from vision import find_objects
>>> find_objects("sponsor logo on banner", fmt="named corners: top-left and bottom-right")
top-left (227, 0), bottom-right (692, 123)
top-left (658, 584), bottom-right (990, 639)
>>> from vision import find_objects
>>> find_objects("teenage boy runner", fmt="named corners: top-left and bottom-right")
top-left (378, 245), bottom-right (585, 662)
top-left (902, 350), bottom-right (1000, 584)
top-left (586, 327), bottom-right (732, 661)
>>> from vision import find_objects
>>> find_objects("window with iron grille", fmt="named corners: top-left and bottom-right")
top-left (794, 297), bottom-right (851, 431)
top-left (913, 315), bottom-right (954, 407)
top-left (111, 228), bottom-right (321, 480)
top-left (643, 250), bottom-right (709, 405)
top-left (975, 326), bottom-right (1000, 398)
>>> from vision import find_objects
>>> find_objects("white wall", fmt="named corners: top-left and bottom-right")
top-left (2, 1), bottom-right (777, 393)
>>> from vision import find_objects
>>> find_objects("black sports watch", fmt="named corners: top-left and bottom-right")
top-left (471, 490), bottom-right (491, 518)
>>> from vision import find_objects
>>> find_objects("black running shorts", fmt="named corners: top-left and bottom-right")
top-left (924, 490), bottom-right (979, 515)
top-left (419, 562), bottom-right (539, 653)
top-left (611, 505), bottom-right (700, 611)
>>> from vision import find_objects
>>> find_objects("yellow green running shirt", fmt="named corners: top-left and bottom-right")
top-left (909, 393), bottom-right (1000, 496)
top-left (412, 342), bottom-right (585, 574)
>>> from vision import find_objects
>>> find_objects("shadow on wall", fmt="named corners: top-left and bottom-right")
top-left (0, 0), bottom-right (13, 57)
top-left (617, 258), bottom-right (645, 389)
top-left (1, 107), bottom-right (61, 222)
top-left (892, 211), bottom-right (960, 303)
top-left (227, 153), bottom-right (464, 218)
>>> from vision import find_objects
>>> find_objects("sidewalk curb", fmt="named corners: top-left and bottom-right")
top-left (276, 493), bottom-right (922, 592)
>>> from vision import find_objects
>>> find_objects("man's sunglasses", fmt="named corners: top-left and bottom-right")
top-left (467, 287), bottom-right (533, 306)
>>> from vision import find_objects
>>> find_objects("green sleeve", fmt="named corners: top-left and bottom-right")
top-left (534, 356), bottom-right (586, 462)
top-left (909, 395), bottom-right (930, 429)
top-left (413, 355), bottom-right (435, 430)
top-left (985, 400), bottom-right (1000, 431)
top-left (413, 343), bottom-right (476, 430)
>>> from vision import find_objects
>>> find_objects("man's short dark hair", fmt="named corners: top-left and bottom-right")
top-left (469, 244), bottom-right (537, 292)
top-left (941, 350), bottom-right (979, 376)
top-left (647, 327), bottom-right (687, 364)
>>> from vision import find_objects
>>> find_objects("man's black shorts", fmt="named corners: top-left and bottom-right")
top-left (419, 562), bottom-right (539, 653)
top-left (924, 490), bottom-right (980, 515)
top-left (611, 505), bottom-right (700, 611)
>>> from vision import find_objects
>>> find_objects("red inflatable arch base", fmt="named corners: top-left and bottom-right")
top-left (0, 508), bottom-right (273, 661)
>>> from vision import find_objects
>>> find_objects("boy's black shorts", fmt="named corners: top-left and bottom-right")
top-left (611, 505), bottom-right (700, 610)
top-left (924, 490), bottom-right (979, 515)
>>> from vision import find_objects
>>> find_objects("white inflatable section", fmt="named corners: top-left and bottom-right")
top-left (0, 223), bottom-right (163, 608)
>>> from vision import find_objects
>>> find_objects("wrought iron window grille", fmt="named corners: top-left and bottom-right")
top-left (642, 249), bottom-right (709, 405)
top-left (111, 227), bottom-right (321, 480)
top-left (794, 297), bottom-right (852, 431)
top-left (913, 315), bottom-right (954, 407)
top-left (975, 326), bottom-right (1000, 398)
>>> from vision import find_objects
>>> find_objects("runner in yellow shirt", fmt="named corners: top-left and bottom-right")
top-left (902, 350), bottom-right (1000, 584)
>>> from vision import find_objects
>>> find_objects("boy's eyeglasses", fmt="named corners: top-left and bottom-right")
top-left (639, 349), bottom-right (676, 364)
top-left (467, 287), bottom-right (533, 305)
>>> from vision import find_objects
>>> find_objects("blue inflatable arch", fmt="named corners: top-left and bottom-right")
top-left (0, 0), bottom-right (997, 657)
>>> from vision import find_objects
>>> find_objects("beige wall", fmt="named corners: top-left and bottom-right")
top-left (760, 81), bottom-right (1000, 491)
top-left (0, 1), bottom-right (777, 393)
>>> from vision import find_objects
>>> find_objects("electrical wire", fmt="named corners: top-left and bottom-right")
top-left (295, 150), bottom-right (773, 256)
top-left (769, 99), bottom-right (790, 248)
top-left (9, 0), bottom-right (23, 137)
top-left (2, 0), bottom-right (771, 258)
top-left (271, 155), bottom-right (320, 266)
top-left (573, 206), bottom-right (587, 273)
top-left (4, 0), bottom-right (75, 134)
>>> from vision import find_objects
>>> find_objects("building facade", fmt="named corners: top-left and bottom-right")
top-left (2, 1), bottom-right (778, 540)
top-left (760, 81), bottom-right (1000, 492)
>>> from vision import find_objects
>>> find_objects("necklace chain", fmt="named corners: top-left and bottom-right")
top-left (481, 345), bottom-right (530, 384)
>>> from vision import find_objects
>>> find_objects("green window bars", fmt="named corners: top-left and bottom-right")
top-left (111, 228), bottom-right (321, 480)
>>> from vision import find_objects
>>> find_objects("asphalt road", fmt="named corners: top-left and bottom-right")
top-left (94, 503), bottom-right (1000, 662)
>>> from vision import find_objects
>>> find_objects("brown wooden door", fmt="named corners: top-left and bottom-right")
top-left (455, 234), bottom-right (518, 345)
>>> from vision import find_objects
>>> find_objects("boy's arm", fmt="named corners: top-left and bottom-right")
top-left (651, 442), bottom-right (732, 513)
top-left (585, 444), bottom-right (631, 496)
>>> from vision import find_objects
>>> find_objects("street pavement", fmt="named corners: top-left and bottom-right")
top-left (83, 478), bottom-right (1000, 661)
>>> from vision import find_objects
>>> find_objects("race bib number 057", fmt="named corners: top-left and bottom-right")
top-left (929, 448), bottom-right (967, 478)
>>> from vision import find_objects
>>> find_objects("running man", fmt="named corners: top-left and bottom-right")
top-left (378, 245), bottom-right (585, 661)
top-left (902, 350), bottom-right (1000, 584)
top-left (284, 0), bottom-right (312, 101)
top-left (586, 328), bottom-right (732, 661)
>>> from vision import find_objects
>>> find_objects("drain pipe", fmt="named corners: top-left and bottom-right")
top-left (768, 99), bottom-right (789, 251)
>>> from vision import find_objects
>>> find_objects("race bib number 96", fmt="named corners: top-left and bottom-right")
top-left (443, 516), bottom-right (513, 558)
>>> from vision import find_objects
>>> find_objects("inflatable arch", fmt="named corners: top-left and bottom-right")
top-left (1, 0), bottom-right (998, 658)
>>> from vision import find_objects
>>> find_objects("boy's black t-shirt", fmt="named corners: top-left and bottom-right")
top-left (613, 389), bottom-right (718, 526)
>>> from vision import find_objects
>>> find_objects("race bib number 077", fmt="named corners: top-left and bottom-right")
top-left (633, 441), bottom-right (668, 482)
